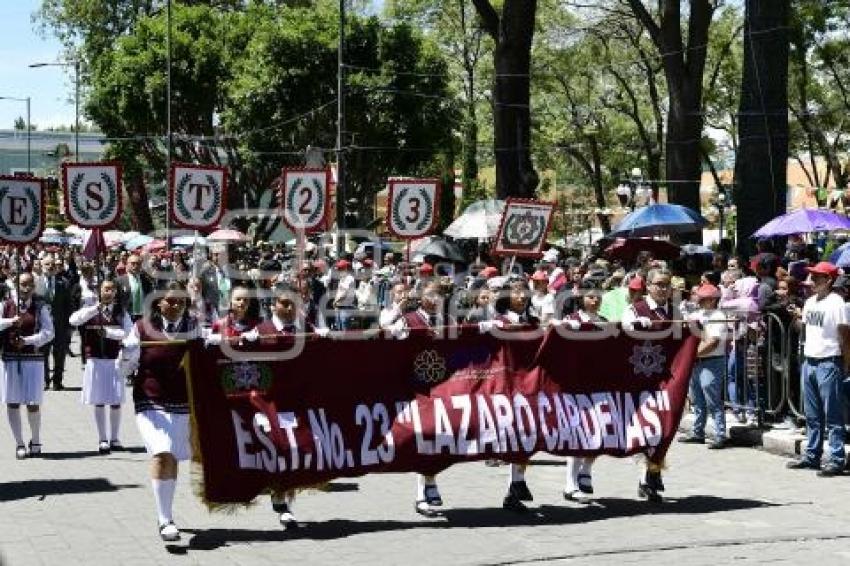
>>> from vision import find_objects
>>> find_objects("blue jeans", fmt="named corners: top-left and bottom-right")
top-left (690, 356), bottom-right (727, 439)
top-left (801, 357), bottom-right (847, 468)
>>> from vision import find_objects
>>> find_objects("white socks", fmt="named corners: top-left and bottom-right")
top-left (152, 479), bottom-right (176, 525)
top-left (94, 406), bottom-right (107, 441)
top-left (26, 409), bottom-right (40, 445)
top-left (510, 463), bottom-right (526, 484)
top-left (110, 406), bottom-right (121, 442)
top-left (416, 474), bottom-right (436, 500)
top-left (7, 406), bottom-right (23, 445)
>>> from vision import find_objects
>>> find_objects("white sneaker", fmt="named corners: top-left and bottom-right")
top-left (159, 522), bottom-right (180, 542)
top-left (564, 490), bottom-right (592, 504)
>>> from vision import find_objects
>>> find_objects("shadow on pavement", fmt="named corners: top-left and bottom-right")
top-left (183, 495), bottom-right (779, 550)
top-left (0, 478), bottom-right (142, 502)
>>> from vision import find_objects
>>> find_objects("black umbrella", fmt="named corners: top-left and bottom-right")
top-left (413, 237), bottom-right (466, 263)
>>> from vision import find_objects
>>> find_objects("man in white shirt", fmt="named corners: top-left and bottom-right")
top-left (679, 284), bottom-right (729, 448)
top-left (787, 262), bottom-right (849, 476)
top-left (333, 260), bottom-right (357, 330)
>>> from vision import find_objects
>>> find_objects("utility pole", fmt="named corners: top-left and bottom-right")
top-left (336, 0), bottom-right (346, 256)
top-left (166, 0), bottom-right (173, 241)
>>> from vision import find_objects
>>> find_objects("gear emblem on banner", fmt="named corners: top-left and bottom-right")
top-left (413, 349), bottom-right (447, 384)
top-left (628, 340), bottom-right (666, 377)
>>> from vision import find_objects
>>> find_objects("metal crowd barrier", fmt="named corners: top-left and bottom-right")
top-left (719, 309), bottom-right (805, 428)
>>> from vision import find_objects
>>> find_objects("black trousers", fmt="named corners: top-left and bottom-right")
top-left (45, 326), bottom-right (70, 386)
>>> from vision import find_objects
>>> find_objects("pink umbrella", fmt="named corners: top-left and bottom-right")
top-left (142, 239), bottom-right (167, 253)
top-left (207, 229), bottom-right (248, 242)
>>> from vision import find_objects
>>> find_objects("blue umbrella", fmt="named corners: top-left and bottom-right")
top-left (124, 234), bottom-right (154, 250)
top-left (609, 204), bottom-right (706, 237)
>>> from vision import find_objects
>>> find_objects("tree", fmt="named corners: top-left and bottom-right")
top-left (626, 0), bottom-right (716, 220)
top-left (733, 0), bottom-right (790, 252)
top-left (387, 0), bottom-right (490, 217)
top-left (13, 117), bottom-right (25, 131)
top-left (472, 0), bottom-right (539, 199)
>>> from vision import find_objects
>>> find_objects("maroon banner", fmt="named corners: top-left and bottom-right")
top-left (187, 326), bottom-right (698, 504)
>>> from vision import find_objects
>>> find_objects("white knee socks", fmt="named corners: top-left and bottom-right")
top-left (109, 406), bottom-right (121, 442)
top-left (26, 409), bottom-right (40, 445)
top-left (152, 479), bottom-right (176, 525)
top-left (416, 474), bottom-right (437, 499)
top-left (509, 463), bottom-right (526, 484)
top-left (94, 406), bottom-right (107, 441)
top-left (7, 406), bottom-right (23, 446)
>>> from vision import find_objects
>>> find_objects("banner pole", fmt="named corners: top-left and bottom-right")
top-left (507, 254), bottom-right (516, 276)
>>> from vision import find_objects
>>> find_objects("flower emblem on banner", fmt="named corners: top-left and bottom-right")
top-left (221, 362), bottom-right (273, 393)
top-left (628, 340), bottom-right (666, 377)
top-left (506, 211), bottom-right (544, 245)
top-left (413, 349), bottom-right (447, 384)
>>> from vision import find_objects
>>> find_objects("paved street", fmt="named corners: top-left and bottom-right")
top-left (2, 345), bottom-right (850, 566)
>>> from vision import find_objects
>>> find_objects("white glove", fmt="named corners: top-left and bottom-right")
top-left (103, 327), bottom-right (127, 341)
top-left (0, 316), bottom-right (19, 331)
top-left (478, 320), bottom-right (505, 333)
top-left (116, 357), bottom-right (138, 379)
top-left (240, 328), bottom-right (260, 343)
top-left (636, 317), bottom-right (653, 328)
top-left (314, 327), bottom-right (330, 338)
top-left (563, 319), bottom-right (581, 330)
top-left (204, 332), bottom-right (222, 347)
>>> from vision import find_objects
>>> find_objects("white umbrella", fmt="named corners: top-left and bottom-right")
top-left (64, 225), bottom-right (85, 236)
top-left (207, 229), bottom-right (248, 242)
top-left (443, 199), bottom-right (505, 239)
top-left (43, 227), bottom-right (62, 237)
top-left (173, 235), bottom-right (207, 246)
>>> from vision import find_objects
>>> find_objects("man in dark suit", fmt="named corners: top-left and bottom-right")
top-left (199, 251), bottom-right (232, 315)
top-left (40, 256), bottom-right (75, 390)
top-left (116, 254), bottom-right (155, 322)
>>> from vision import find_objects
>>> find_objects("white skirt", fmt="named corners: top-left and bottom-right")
top-left (135, 410), bottom-right (191, 461)
top-left (81, 358), bottom-right (125, 405)
top-left (0, 359), bottom-right (44, 405)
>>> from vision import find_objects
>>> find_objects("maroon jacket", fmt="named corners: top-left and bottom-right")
top-left (133, 314), bottom-right (199, 414)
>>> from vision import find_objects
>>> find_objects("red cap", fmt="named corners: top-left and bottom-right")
top-left (480, 266), bottom-right (499, 279)
top-left (335, 259), bottom-right (351, 270)
top-left (419, 263), bottom-right (434, 275)
top-left (530, 270), bottom-right (548, 282)
top-left (627, 276), bottom-right (645, 291)
top-left (362, 258), bottom-right (374, 267)
top-left (696, 284), bottom-right (720, 299)
top-left (806, 261), bottom-right (839, 278)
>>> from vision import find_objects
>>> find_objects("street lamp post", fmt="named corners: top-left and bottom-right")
top-left (0, 95), bottom-right (31, 172)
top-left (29, 60), bottom-right (80, 160)
top-left (713, 185), bottom-right (731, 241)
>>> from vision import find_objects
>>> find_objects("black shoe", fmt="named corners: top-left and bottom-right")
top-left (502, 493), bottom-right (528, 513)
top-left (678, 435), bottom-right (705, 444)
top-left (508, 480), bottom-right (533, 502)
top-left (43, 380), bottom-right (50, 391)
top-left (27, 442), bottom-right (42, 457)
top-left (15, 445), bottom-right (27, 460)
top-left (708, 438), bottom-right (730, 450)
top-left (423, 485), bottom-right (442, 507)
top-left (638, 482), bottom-right (662, 503)
top-left (577, 473), bottom-right (593, 494)
top-left (98, 441), bottom-right (111, 455)
top-left (645, 470), bottom-right (665, 492)
top-left (109, 440), bottom-right (124, 452)
top-left (51, 382), bottom-right (64, 391)
top-left (786, 458), bottom-right (819, 470)
top-left (159, 521), bottom-right (180, 542)
top-left (414, 500), bottom-right (438, 517)
top-left (816, 465), bottom-right (844, 477)
top-left (274, 503), bottom-right (298, 529)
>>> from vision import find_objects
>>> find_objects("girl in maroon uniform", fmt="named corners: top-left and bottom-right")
top-left (69, 279), bottom-right (132, 454)
top-left (206, 284), bottom-right (262, 346)
top-left (123, 281), bottom-right (200, 542)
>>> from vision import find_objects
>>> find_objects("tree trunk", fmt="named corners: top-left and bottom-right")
top-left (126, 174), bottom-right (154, 233)
top-left (665, 79), bottom-right (704, 214)
top-left (472, 0), bottom-right (539, 199)
top-left (734, 0), bottom-right (789, 255)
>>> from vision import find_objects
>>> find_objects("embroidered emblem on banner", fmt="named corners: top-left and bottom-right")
top-left (61, 162), bottom-right (122, 228)
top-left (221, 362), bottom-right (273, 393)
top-left (413, 350), bottom-right (446, 384)
top-left (0, 176), bottom-right (45, 244)
top-left (629, 340), bottom-right (666, 377)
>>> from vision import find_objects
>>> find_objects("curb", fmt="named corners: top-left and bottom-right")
top-left (677, 413), bottom-right (805, 459)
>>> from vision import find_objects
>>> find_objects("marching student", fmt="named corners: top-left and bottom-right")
top-left (255, 283), bottom-right (329, 529)
top-left (208, 283), bottom-right (262, 343)
top-left (0, 273), bottom-right (54, 459)
top-left (122, 281), bottom-right (200, 542)
top-left (69, 279), bottom-right (133, 454)
top-left (621, 267), bottom-right (679, 503)
top-left (556, 278), bottom-right (608, 504)
top-left (385, 280), bottom-right (450, 516)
